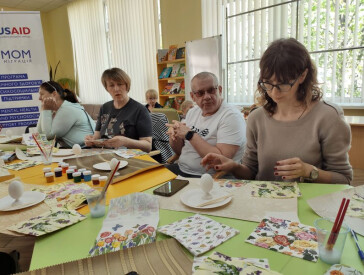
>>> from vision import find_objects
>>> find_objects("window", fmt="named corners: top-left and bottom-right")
top-left (203, 0), bottom-right (364, 107)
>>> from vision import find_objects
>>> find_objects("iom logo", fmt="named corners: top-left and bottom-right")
top-left (0, 27), bottom-right (31, 36)
top-left (1, 49), bottom-right (32, 64)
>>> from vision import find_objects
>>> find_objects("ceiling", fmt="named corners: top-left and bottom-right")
top-left (0, 0), bottom-right (75, 12)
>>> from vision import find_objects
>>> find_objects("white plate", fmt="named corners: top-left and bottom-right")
top-left (53, 149), bottom-right (75, 157)
top-left (93, 160), bottom-right (128, 171)
top-left (180, 189), bottom-right (232, 209)
top-left (0, 191), bottom-right (46, 211)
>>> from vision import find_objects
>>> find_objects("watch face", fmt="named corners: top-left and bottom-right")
top-left (310, 168), bottom-right (319, 179)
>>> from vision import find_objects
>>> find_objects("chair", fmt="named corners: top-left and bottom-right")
top-left (151, 108), bottom-right (180, 124)
top-left (150, 113), bottom-right (174, 163)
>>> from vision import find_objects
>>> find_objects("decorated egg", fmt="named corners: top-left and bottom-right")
top-left (72, 144), bottom-right (82, 155)
top-left (8, 180), bottom-right (24, 201)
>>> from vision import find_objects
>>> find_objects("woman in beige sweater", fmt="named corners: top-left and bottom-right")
top-left (201, 38), bottom-right (352, 184)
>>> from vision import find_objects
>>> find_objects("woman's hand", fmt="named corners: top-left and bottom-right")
top-left (42, 97), bottom-right (57, 111)
top-left (201, 153), bottom-right (237, 173)
top-left (275, 157), bottom-right (311, 180)
top-left (84, 135), bottom-right (96, 146)
top-left (103, 136), bottom-right (126, 148)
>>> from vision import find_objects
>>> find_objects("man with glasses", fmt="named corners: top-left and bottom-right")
top-left (165, 71), bottom-right (246, 177)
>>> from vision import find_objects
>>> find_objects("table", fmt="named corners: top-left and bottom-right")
top-left (29, 179), bottom-right (364, 274)
top-left (345, 116), bottom-right (364, 169)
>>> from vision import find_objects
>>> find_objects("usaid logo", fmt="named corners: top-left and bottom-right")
top-left (1, 49), bottom-right (32, 64)
top-left (0, 27), bottom-right (31, 36)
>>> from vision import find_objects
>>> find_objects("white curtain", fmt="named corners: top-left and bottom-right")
top-left (67, 0), bottom-right (110, 104)
top-left (201, 0), bottom-right (225, 38)
top-left (106, 0), bottom-right (159, 103)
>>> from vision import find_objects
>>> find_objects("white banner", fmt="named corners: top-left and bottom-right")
top-left (0, 11), bottom-right (48, 135)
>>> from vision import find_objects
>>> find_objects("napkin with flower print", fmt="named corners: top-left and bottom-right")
top-left (250, 181), bottom-right (301, 198)
top-left (158, 214), bottom-right (239, 256)
top-left (245, 217), bottom-right (318, 262)
top-left (8, 208), bottom-right (86, 236)
top-left (324, 264), bottom-right (363, 275)
top-left (89, 193), bottom-right (159, 256)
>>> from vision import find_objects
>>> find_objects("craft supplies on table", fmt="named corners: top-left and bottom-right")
top-left (45, 172), bottom-right (54, 183)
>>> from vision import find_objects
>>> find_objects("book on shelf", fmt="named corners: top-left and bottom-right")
top-left (157, 49), bottom-right (168, 63)
top-left (163, 98), bottom-right (175, 108)
top-left (177, 64), bottom-right (185, 77)
top-left (167, 45), bottom-right (178, 61)
top-left (162, 83), bottom-right (174, 95)
top-left (174, 97), bottom-right (185, 111)
top-left (170, 82), bottom-right (181, 94)
top-left (179, 80), bottom-right (185, 94)
top-left (170, 64), bottom-right (181, 78)
top-left (159, 67), bottom-right (172, 79)
top-left (176, 47), bottom-right (185, 59)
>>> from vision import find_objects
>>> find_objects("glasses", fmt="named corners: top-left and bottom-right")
top-left (193, 86), bottom-right (218, 97)
top-left (259, 77), bottom-right (299, 93)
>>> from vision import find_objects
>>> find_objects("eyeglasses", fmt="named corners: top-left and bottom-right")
top-left (258, 77), bottom-right (299, 93)
top-left (193, 86), bottom-right (218, 97)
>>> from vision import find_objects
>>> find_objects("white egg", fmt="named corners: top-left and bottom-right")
top-left (9, 180), bottom-right (24, 200)
top-left (110, 158), bottom-right (119, 170)
top-left (72, 144), bottom-right (82, 155)
top-left (200, 173), bottom-right (213, 194)
top-left (5, 129), bottom-right (13, 138)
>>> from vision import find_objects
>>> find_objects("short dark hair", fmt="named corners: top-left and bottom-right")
top-left (256, 38), bottom-right (322, 115)
top-left (40, 81), bottom-right (78, 103)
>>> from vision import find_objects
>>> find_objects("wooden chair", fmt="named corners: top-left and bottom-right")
top-left (151, 108), bottom-right (180, 124)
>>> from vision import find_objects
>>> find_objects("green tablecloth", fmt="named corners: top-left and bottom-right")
top-left (30, 182), bottom-right (364, 274)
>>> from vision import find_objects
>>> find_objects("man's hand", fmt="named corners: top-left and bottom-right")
top-left (166, 120), bottom-right (190, 140)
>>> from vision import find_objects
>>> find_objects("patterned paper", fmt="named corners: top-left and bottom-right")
top-left (158, 214), bottom-right (239, 256)
top-left (250, 181), bottom-right (301, 198)
top-left (26, 146), bottom-right (58, 156)
top-left (89, 193), bottom-right (159, 256)
top-left (193, 252), bottom-right (282, 275)
top-left (215, 179), bottom-right (248, 190)
top-left (347, 200), bottom-right (364, 218)
top-left (33, 182), bottom-right (98, 210)
top-left (8, 208), bottom-right (86, 236)
top-left (245, 217), bottom-right (318, 262)
top-left (324, 264), bottom-right (363, 275)
top-left (3, 160), bottom-right (41, 170)
top-left (114, 149), bottom-right (147, 159)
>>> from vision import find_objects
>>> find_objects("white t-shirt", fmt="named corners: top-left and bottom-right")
top-left (179, 101), bottom-right (246, 175)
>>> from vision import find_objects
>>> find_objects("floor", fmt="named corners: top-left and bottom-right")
top-left (1, 169), bottom-right (363, 272)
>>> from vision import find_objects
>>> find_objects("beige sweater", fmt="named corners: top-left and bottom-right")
top-left (242, 101), bottom-right (352, 184)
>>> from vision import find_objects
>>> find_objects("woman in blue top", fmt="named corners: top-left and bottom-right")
top-left (37, 81), bottom-right (95, 148)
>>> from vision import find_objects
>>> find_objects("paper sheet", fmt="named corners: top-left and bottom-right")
top-left (89, 193), bottom-right (159, 256)
top-left (158, 214), bottom-right (239, 256)
top-left (324, 264), bottom-right (363, 275)
top-left (245, 217), bottom-right (318, 262)
top-left (3, 159), bottom-right (41, 170)
top-left (307, 186), bottom-right (364, 236)
top-left (249, 181), bottom-right (301, 198)
top-left (15, 147), bottom-right (63, 163)
top-left (158, 178), bottom-right (299, 223)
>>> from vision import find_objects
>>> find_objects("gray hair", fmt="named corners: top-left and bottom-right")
top-left (191, 72), bottom-right (219, 86)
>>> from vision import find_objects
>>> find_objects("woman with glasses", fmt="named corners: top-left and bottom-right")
top-left (202, 38), bottom-right (352, 184)
top-left (84, 68), bottom-right (152, 152)
top-left (37, 81), bottom-right (95, 148)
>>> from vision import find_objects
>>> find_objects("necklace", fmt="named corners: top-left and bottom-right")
top-left (297, 105), bottom-right (307, 120)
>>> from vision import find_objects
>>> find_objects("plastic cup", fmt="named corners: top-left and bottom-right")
top-left (40, 147), bottom-right (52, 165)
top-left (314, 217), bottom-right (349, 265)
top-left (84, 188), bottom-right (106, 218)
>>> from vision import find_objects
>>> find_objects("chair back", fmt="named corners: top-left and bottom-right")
top-left (151, 108), bottom-right (180, 123)
top-left (150, 112), bottom-right (174, 163)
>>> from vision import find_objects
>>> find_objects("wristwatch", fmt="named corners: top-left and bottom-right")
top-left (185, 131), bottom-right (195, 141)
top-left (309, 166), bottom-right (319, 181)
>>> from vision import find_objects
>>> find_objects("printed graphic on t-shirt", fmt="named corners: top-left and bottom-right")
top-left (119, 122), bottom-right (125, 135)
top-left (191, 126), bottom-right (209, 137)
top-left (107, 117), bottom-right (117, 137)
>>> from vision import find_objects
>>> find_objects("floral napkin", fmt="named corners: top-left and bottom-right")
top-left (347, 190), bottom-right (364, 218)
top-left (245, 217), bottom-right (318, 262)
top-left (249, 181), bottom-right (301, 198)
top-left (158, 214), bottom-right (239, 256)
top-left (33, 182), bottom-right (98, 210)
top-left (3, 160), bottom-right (41, 170)
top-left (114, 149), bottom-right (147, 159)
top-left (193, 252), bottom-right (283, 274)
top-left (8, 208), bottom-right (86, 236)
top-left (89, 193), bottom-right (159, 256)
top-left (215, 179), bottom-right (248, 190)
top-left (26, 146), bottom-right (58, 156)
top-left (324, 264), bottom-right (363, 275)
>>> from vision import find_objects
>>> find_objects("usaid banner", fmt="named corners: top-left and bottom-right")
top-left (0, 11), bottom-right (48, 135)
